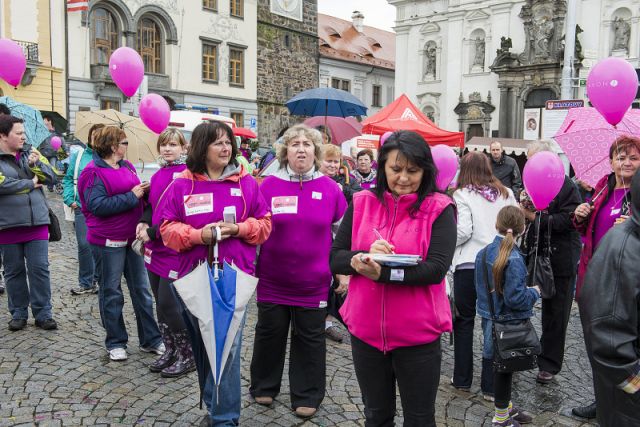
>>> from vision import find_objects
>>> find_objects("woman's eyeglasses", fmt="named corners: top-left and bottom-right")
top-left (119, 141), bottom-right (129, 146)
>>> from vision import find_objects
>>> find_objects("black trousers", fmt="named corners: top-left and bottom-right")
top-left (351, 334), bottom-right (441, 427)
top-left (494, 371), bottom-right (513, 409)
top-left (538, 274), bottom-right (575, 374)
top-left (452, 268), bottom-right (476, 388)
top-left (249, 302), bottom-right (326, 409)
top-left (147, 271), bottom-right (186, 332)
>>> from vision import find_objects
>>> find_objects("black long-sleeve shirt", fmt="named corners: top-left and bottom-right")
top-left (330, 203), bottom-right (456, 285)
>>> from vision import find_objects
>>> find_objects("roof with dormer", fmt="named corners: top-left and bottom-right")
top-left (318, 13), bottom-right (395, 71)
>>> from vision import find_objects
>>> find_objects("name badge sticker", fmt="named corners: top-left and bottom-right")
top-left (231, 188), bottom-right (242, 197)
top-left (168, 270), bottom-right (179, 280)
top-left (319, 301), bottom-right (328, 308)
top-left (105, 239), bottom-right (127, 248)
top-left (184, 193), bottom-right (214, 216)
top-left (272, 196), bottom-right (298, 214)
top-left (144, 248), bottom-right (152, 264)
top-left (611, 208), bottom-right (621, 216)
top-left (172, 172), bottom-right (182, 179)
top-left (312, 191), bottom-right (323, 200)
top-left (390, 269), bottom-right (405, 281)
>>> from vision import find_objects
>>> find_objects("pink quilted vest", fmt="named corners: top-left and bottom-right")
top-left (340, 190), bottom-right (454, 352)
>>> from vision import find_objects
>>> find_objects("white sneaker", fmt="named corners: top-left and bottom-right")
top-left (139, 342), bottom-right (166, 355)
top-left (108, 348), bottom-right (127, 361)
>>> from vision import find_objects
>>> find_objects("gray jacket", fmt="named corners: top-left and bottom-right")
top-left (0, 146), bottom-right (57, 230)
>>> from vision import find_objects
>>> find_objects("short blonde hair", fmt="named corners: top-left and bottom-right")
top-left (156, 128), bottom-right (187, 153)
top-left (527, 139), bottom-right (554, 156)
top-left (320, 144), bottom-right (341, 160)
top-left (277, 124), bottom-right (323, 169)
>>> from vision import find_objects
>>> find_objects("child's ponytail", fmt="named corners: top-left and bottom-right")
top-left (492, 206), bottom-right (526, 295)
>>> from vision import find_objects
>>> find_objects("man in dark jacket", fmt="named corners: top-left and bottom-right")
top-left (0, 115), bottom-right (58, 331)
top-left (578, 171), bottom-right (640, 426)
top-left (490, 141), bottom-right (523, 199)
top-left (521, 141), bottom-right (581, 385)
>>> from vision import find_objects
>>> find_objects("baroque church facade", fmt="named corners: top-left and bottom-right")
top-left (389, 0), bottom-right (638, 141)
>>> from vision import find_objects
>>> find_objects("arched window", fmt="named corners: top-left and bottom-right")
top-left (137, 18), bottom-right (162, 74)
top-left (92, 8), bottom-right (119, 65)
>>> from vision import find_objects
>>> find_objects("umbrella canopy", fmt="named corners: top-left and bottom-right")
top-left (362, 94), bottom-right (464, 148)
top-left (173, 260), bottom-right (258, 392)
top-left (303, 116), bottom-right (362, 145)
top-left (39, 110), bottom-right (68, 134)
top-left (74, 109), bottom-right (158, 163)
top-left (234, 127), bottom-right (257, 139)
top-left (554, 107), bottom-right (640, 187)
top-left (286, 87), bottom-right (367, 117)
top-left (0, 96), bottom-right (51, 148)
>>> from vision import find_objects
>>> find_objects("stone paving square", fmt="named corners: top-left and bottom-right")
top-left (0, 197), bottom-right (597, 426)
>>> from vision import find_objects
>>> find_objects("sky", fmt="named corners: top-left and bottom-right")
top-left (317, 0), bottom-right (397, 32)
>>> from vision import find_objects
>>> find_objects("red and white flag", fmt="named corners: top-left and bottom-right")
top-left (67, 0), bottom-right (88, 12)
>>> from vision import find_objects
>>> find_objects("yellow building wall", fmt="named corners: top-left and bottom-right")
top-left (0, 0), bottom-right (66, 117)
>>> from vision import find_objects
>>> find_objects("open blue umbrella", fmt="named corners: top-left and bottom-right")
top-left (173, 228), bottom-right (258, 404)
top-left (0, 96), bottom-right (51, 148)
top-left (286, 87), bottom-right (367, 117)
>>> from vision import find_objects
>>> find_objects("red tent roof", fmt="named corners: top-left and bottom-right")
top-left (362, 94), bottom-right (464, 148)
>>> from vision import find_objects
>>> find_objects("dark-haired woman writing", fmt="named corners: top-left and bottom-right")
top-left (330, 130), bottom-right (457, 427)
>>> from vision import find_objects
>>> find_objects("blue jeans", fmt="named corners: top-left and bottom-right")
top-left (91, 244), bottom-right (161, 351)
top-left (202, 314), bottom-right (246, 426)
top-left (481, 318), bottom-right (494, 359)
top-left (2, 239), bottom-right (52, 321)
top-left (74, 208), bottom-right (100, 288)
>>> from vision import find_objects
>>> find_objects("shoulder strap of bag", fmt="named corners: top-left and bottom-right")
top-left (72, 148), bottom-right (84, 200)
top-left (545, 214), bottom-right (552, 256)
top-left (482, 250), bottom-right (498, 321)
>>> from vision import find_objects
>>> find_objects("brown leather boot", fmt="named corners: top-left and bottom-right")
top-left (161, 330), bottom-right (196, 378)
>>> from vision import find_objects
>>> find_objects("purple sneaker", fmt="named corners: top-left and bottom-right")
top-left (493, 417), bottom-right (521, 427)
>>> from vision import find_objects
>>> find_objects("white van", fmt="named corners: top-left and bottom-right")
top-left (168, 106), bottom-right (236, 141)
top-left (134, 106), bottom-right (236, 181)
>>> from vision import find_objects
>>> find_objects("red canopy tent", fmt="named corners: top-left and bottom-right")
top-left (362, 94), bottom-right (464, 148)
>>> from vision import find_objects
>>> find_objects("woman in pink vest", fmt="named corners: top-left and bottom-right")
top-left (77, 126), bottom-right (162, 362)
top-left (331, 130), bottom-right (457, 426)
top-left (250, 125), bottom-right (347, 419)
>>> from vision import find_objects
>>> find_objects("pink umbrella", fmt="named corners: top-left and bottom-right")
top-left (303, 116), bottom-right (362, 145)
top-left (554, 107), bottom-right (640, 187)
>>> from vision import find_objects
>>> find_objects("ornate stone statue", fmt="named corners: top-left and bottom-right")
top-left (496, 36), bottom-right (512, 55)
top-left (534, 17), bottom-right (554, 58)
top-left (424, 44), bottom-right (437, 79)
top-left (613, 17), bottom-right (631, 52)
top-left (473, 37), bottom-right (485, 67)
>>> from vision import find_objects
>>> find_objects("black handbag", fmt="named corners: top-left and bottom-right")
top-left (526, 213), bottom-right (555, 299)
top-left (482, 251), bottom-right (540, 373)
top-left (48, 208), bottom-right (62, 242)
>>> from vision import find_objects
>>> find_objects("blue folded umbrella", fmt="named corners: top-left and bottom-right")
top-left (286, 87), bottom-right (367, 117)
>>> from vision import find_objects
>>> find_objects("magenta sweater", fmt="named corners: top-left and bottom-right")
top-left (256, 175), bottom-right (347, 308)
top-left (144, 164), bottom-right (187, 279)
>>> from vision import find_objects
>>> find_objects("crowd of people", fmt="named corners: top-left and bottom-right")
top-left (0, 112), bottom-right (638, 427)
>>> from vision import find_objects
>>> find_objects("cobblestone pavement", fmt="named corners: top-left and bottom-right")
top-left (0, 195), bottom-right (597, 426)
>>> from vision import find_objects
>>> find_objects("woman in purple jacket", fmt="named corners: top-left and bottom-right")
top-left (249, 125), bottom-right (347, 419)
top-left (135, 128), bottom-right (193, 377)
top-left (77, 126), bottom-right (162, 362)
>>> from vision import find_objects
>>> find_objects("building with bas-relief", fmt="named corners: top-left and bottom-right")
top-left (389, 0), bottom-right (640, 142)
top-left (67, 0), bottom-right (257, 131)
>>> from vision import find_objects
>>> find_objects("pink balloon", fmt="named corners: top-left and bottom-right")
top-left (380, 131), bottom-right (393, 146)
top-left (109, 47), bottom-right (144, 97)
top-left (50, 136), bottom-right (62, 151)
top-left (0, 39), bottom-right (26, 87)
top-left (139, 94), bottom-right (170, 134)
top-left (431, 144), bottom-right (458, 191)
top-left (523, 151), bottom-right (565, 210)
top-left (586, 57), bottom-right (638, 126)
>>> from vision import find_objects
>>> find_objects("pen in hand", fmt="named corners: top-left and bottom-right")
top-left (373, 228), bottom-right (395, 254)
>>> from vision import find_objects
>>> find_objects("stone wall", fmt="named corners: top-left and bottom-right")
top-left (257, 0), bottom-right (319, 144)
